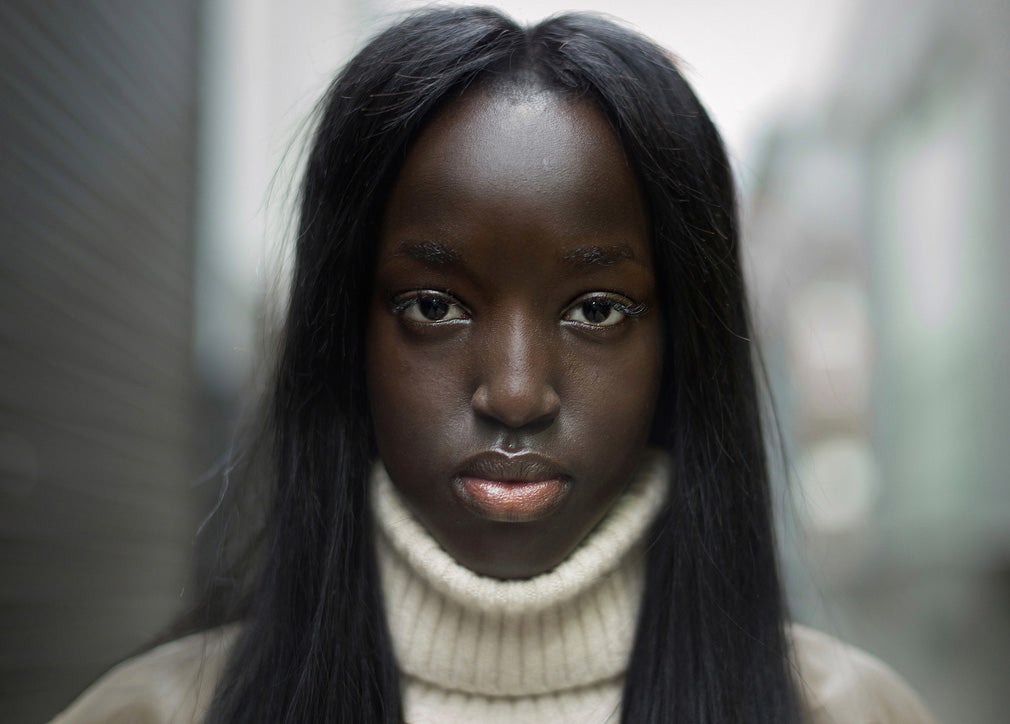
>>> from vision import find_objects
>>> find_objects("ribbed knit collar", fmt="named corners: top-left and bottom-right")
top-left (371, 450), bottom-right (668, 698)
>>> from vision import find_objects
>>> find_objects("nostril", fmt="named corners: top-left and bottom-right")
top-left (470, 380), bottom-right (560, 431)
top-left (471, 320), bottom-right (560, 430)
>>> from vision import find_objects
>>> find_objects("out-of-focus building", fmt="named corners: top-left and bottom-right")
top-left (746, 1), bottom-right (1010, 721)
top-left (0, 2), bottom-right (361, 721)
top-left (0, 4), bottom-right (200, 722)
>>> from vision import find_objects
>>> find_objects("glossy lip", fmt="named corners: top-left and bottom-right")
top-left (452, 451), bottom-right (572, 523)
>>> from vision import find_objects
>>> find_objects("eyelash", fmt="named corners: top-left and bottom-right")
top-left (562, 293), bottom-right (646, 328)
top-left (389, 290), bottom-right (646, 328)
top-left (390, 291), bottom-right (470, 324)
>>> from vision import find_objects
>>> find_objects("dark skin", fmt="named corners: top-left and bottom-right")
top-left (365, 83), bottom-right (663, 579)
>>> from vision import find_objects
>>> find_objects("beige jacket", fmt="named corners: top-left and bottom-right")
top-left (53, 458), bottom-right (938, 723)
top-left (51, 623), bottom-right (938, 723)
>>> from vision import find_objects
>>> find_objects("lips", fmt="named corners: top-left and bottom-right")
top-left (452, 451), bottom-right (572, 523)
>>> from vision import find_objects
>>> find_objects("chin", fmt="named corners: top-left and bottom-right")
top-left (438, 520), bottom-right (583, 580)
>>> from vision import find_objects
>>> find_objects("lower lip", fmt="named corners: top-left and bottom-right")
top-left (452, 477), bottom-right (570, 523)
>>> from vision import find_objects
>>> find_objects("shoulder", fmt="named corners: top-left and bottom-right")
top-left (789, 624), bottom-right (939, 724)
top-left (50, 625), bottom-right (238, 724)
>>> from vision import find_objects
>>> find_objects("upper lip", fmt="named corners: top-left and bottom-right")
top-left (458, 451), bottom-right (568, 483)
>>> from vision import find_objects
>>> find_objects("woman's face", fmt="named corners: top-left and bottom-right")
top-left (366, 84), bottom-right (662, 579)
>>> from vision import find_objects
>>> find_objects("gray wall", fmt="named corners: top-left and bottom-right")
top-left (0, 4), bottom-right (200, 721)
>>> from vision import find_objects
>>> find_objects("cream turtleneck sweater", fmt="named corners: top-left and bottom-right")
top-left (52, 453), bottom-right (938, 724)
top-left (371, 451), bottom-right (669, 723)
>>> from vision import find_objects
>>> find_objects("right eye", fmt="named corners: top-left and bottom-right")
top-left (392, 291), bottom-right (469, 324)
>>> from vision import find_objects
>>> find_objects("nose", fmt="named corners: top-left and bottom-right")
top-left (470, 316), bottom-right (561, 431)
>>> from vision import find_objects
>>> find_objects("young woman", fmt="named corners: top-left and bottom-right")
top-left (54, 6), bottom-right (936, 723)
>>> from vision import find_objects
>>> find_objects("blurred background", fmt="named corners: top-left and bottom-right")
top-left (1, 0), bottom-right (1007, 721)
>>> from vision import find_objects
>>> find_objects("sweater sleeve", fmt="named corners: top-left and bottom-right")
top-left (49, 627), bottom-right (236, 724)
top-left (790, 624), bottom-right (939, 724)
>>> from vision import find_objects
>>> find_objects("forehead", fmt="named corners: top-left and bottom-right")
top-left (381, 83), bottom-right (649, 254)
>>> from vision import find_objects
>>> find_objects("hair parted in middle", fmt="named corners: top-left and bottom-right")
top-left (205, 7), bottom-right (799, 723)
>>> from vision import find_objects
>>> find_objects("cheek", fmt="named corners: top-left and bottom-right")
top-left (563, 321), bottom-right (664, 461)
top-left (365, 313), bottom-right (466, 465)
top-left (629, 322), bottom-right (664, 423)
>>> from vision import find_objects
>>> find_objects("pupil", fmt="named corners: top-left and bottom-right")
top-left (419, 297), bottom-right (449, 320)
top-left (582, 300), bottom-right (612, 324)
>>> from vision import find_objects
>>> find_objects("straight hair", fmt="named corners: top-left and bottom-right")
top-left (204, 7), bottom-right (800, 722)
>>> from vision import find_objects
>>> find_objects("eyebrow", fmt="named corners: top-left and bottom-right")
top-left (393, 240), bottom-right (462, 267)
top-left (560, 244), bottom-right (636, 268)
top-left (392, 240), bottom-right (640, 270)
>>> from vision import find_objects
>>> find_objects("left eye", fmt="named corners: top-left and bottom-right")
top-left (563, 295), bottom-right (632, 327)
top-left (395, 291), bottom-right (468, 324)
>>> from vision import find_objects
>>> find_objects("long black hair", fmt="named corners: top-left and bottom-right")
top-left (205, 7), bottom-right (799, 722)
